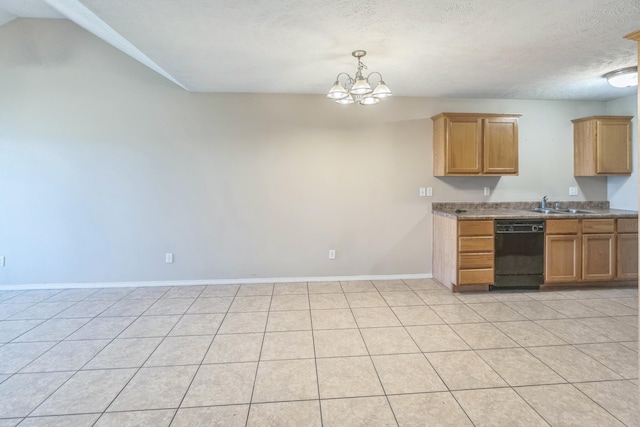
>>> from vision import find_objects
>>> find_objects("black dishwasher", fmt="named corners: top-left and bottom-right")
top-left (493, 219), bottom-right (545, 289)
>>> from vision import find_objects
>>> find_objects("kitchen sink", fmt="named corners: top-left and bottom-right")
top-left (526, 207), bottom-right (592, 214)
top-left (526, 208), bottom-right (563, 214)
top-left (554, 208), bottom-right (593, 214)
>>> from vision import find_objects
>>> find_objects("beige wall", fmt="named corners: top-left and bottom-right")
top-left (1, 19), bottom-right (633, 286)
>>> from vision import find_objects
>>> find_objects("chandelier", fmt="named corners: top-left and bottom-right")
top-left (326, 50), bottom-right (392, 105)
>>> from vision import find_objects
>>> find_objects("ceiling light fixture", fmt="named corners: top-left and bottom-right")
top-left (603, 66), bottom-right (638, 88)
top-left (327, 50), bottom-right (392, 105)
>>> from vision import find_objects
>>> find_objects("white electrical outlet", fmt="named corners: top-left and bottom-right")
top-left (328, 249), bottom-right (336, 260)
top-left (569, 187), bottom-right (578, 196)
top-left (0, 256), bottom-right (4, 267)
top-left (165, 253), bottom-right (174, 263)
top-left (419, 187), bottom-right (426, 197)
top-left (426, 187), bottom-right (433, 197)
top-left (483, 187), bottom-right (490, 196)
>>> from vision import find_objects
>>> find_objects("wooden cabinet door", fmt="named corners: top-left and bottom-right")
top-left (446, 117), bottom-right (482, 174)
top-left (582, 234), bottom-right (615, 281)
top-left (545, 235), bottom-right (581, 283)
top-left (483, 118), bottom-right (518, 175)
top-left (617, 233), bottom-right (638, 280)
top-left (596, 119), bottom-right (631, 174)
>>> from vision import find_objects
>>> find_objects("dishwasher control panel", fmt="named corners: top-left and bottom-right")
top-left (495, 220), bottom-right (545, 234)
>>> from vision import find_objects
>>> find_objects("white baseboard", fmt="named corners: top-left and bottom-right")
top-left (0, 273), bottom-right (433, 291)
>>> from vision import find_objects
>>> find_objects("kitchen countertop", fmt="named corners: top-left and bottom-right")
top-left (432, 201), bottom-right (638, 220)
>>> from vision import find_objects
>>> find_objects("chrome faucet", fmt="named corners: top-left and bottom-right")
top-left (541, 195), bottom-right (548, 209)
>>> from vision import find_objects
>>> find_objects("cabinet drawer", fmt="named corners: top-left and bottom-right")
top-left (459, 236), bottom-right (494, 252)
top-left (546, 219), bottom-right (580, 234)
top-left (618, 218), bottom-right (638, 234)
top-left (458, 220), bottom-right (493, 236)
top-left (582, 219), bottom-right (615, 234)
top-left (459, 253), bottom-right (494, 269)
top-left (459, 268), bottom-right (494, 285)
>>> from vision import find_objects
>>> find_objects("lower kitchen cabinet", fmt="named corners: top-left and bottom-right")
top-left (434, 212), bottom-right (637, 292)
top-left (545, 234), bottom-right (581, 283)
top-left (617, 218), bottom-right (638, 280)
top-left (545, 217), bottom-right (635, 285)
top-left (582, 219), bottom-right (615, 282)
top-left (582, 233), bottom-right (615, 281)
top-left (432, 215), bottom-right (494, 292)
top-left (457, 220), bottom-right (494, 288)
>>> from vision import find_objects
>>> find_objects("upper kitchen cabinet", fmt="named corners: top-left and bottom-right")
top-left (572, 116), bottom-right (633, 176)
top-left (432, 113), bottom-right (521, 176)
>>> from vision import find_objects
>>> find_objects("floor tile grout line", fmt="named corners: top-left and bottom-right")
top-left (348, 281), bottom-right (400, 427)
top-left (484, 300), bottom-right (628, 387)
top-left (244, 284), bottom-right (275, 427)
top-left (423, 292), bottom-right (591, 410)
top-left (0, 295), bottom-right (138, 388)
top-left (511, 382), bottom-right (610, 427)
top-left (95, 285), bottom-right (207, 423)
top-left (456, 294), bottom-right (591, 424)
top-left (531, 318), bottom-right (616, 344)
top-left (166, 285), bottom-right (237, 427)
top-left (18, 286), bottom-right (161, 420)
top-left (305, 281), bottom-right (324, 427)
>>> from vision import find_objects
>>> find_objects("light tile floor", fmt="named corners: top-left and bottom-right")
top-left (0, 279), bottom-right (637, 426)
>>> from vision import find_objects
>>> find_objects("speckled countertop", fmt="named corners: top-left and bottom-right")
top-left (432, 201), bottom-right (638, 220)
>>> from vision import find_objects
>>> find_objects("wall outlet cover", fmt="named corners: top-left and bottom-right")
top-left (419, 187), bottom-right (426, 197)
top-left (426, 187), bottom-right (433, 197)
top-left (569, 187), bottom-right (578, 196)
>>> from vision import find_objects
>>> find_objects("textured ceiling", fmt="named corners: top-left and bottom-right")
top-left (1, 0), bottom-right (639, 100)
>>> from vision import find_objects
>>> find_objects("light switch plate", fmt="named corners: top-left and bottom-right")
top-left (165, 253), bottom-right (174, 263)
top-left (569, 187), bottom-right (578, 196)
top-left (0, 256), bottom-right (4, 267)
top-left (419, 187), bottom-right (426, 197)
top-left (483, 187), bottom-right (490, 196)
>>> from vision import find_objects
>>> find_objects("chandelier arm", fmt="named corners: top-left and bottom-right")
top-left (366, 71), bottom-right (384, 84)
top-left (335, 72), bottom-right (354, 83)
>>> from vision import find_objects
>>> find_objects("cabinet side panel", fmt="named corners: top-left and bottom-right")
top-left (433, 116), bottom-right (446, 176)
top-left (433, 214), bottom-right (457, 290)
top-left (574, 120), bottom-right (595, 176)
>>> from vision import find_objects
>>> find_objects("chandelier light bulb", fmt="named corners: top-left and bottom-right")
top-left (372, 81), bottom-right (393, 98)
top-left (359, 96), bottom-right (380, 105)
top-left (327, 81), bottom-right (349, 99)
top-left (335, 94), bottom-right (355, 104)
top-left (350, 78), bottom-right (373, 95)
